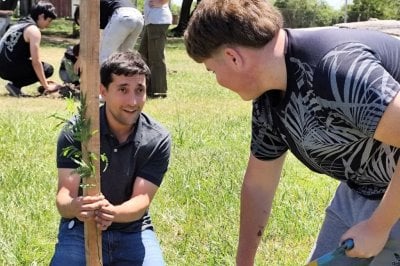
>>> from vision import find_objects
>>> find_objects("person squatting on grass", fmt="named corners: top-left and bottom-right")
top-left (0, 1), bottom-right (58, 97)
top-left (59, 43), bottom-right (80, 85)
top-left (50, 51), bottom-right (171, 265)
top-left (184, 0), bottom-right (400, 265)
top-left (74, 0), bottom-right (144, 64)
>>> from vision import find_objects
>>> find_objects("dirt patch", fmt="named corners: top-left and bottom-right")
top-left (42, 35), bottom-right (79, 46)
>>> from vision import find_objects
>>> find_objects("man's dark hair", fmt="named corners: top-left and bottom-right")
top-left (100, 51), bottom-right (151, 89)
top-left (30, 1), bottom-right (57, 22)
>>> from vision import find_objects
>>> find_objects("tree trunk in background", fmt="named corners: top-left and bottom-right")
top-left (19, 0), bottom-right (33, 17)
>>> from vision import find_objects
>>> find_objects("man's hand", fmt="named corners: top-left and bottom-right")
top-left (94, 199), bottom-right (116, 230)
top-left (44, 82), bottom-right (60, 94)
top-left (341, 218), bottom-right (389, 258)
top-left (71, 195), bottom-right (105, 223)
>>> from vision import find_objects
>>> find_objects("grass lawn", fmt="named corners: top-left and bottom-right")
top-left (0, 34), bottom-right (339, 265)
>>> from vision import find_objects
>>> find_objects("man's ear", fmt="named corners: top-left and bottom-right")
top-left (99, 84), bottom-right (106, 97)
top-left (224, 47), bottom-right (243, 69)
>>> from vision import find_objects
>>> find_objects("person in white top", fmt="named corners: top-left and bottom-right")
top-left (139, 0), bottom-right (172, 98)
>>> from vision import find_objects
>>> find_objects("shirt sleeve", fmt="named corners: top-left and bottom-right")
top-left (314, 42), bottom-right (400, 138)
top-left (56, 117), bottom-right (82, 169)
top-left (251, 93), bottom-right (289, 160)
top-left (136, 132), bottom-right (171, 187)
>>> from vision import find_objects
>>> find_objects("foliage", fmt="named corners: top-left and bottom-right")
top-left (274, 0), bottom-right (341, 28)
top-left (347, 0), bottom-right (400, 21)
top-left (274, 0), bottom-right (400, 28)
top-left (0, 39), bottom-right (338, 265)
top-left (40, 18), bottom-right (76, 38)
top-left (170, 3), bottom-right (181, 16)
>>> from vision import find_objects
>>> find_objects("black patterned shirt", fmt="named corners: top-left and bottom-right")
top-left (251, 28), bottom-right (400, 199)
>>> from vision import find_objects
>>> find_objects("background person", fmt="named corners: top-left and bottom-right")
top-left (59, 43), bottom-right (80, 85)
top-left (0, 1), bottom-right (58, 97)
top-left (74, 0), bottom-right (144, 64)
top-left (184, 0), bottom-right (400, 264)
top-left (0, 0), bottom-right (17, 37)
top-left (139, 0), bottom-right (172, 98)
top-left (50, 51), bottom-right (171, 265)
top-left (0, 10), bottom-right (13, 37)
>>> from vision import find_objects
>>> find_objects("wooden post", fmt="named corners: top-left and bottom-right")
top-left (79, 0), bottom-right (102, 265)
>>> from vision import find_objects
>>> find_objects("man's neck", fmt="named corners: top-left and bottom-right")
top-left (257, 29), bottom-right (287, 94)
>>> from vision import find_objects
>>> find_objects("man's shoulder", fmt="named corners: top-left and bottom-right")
top-left (23, 24), bottom-right (40, 36)
top-left (140, 112), bottom-right (170, 136)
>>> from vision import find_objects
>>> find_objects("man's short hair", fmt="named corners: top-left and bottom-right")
top-left (30, 1), bottom-right (57, 22)
top-left (184, 0), bottom-right (283, 63)
top-left (100, 51), bottom-right (151, 89)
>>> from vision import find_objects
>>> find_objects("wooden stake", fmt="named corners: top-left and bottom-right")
top-left (79, 0), bottom-right (102, 265)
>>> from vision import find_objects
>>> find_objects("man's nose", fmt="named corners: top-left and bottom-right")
top-left (127, 92), bottom-right (138, 105)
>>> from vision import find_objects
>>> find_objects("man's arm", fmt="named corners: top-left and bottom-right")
top-left (236, 152), bottom-right (286, 266)
top-left (24, 25), bottom-right (56, 91)
top-left (94, 177), bottom-right (159, 228)
top-left (56, 168), bottom-right (104, 222)
top-left (0, 10), bottom-right (13, 16)
top-left (342, 91), bottom-right (400, 258)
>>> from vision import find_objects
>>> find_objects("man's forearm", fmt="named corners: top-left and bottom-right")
top-left (236, 181), bottom-right (274, 265)
top-left (31, 60), bottom-right (49, 88)
top-left (370, 163), bottom-right (400, 230)
top-left (112, 194), bottom-right (151, 223)
top-left (56, 193), bottom-right (76, 219)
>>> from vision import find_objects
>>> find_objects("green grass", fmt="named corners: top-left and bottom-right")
top-left (0, 39), bottom-right (338, 265)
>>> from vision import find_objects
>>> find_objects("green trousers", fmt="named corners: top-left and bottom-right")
top-left (139, 24), bottom-right (170, 97)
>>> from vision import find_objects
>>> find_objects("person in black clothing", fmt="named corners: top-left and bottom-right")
top-left (169, 0), bottom-right (201, 37)
top-left (185, 0), bottom-right (400, 264)
top-left (50, 51), bottom-right (171, 265)
top-left (0, 1), bottom-right (58, 97)
top-left (59, 44), bottom-right (80, 85)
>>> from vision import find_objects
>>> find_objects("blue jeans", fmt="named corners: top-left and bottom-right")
top-left (50, 219), bottom-right (165, 266)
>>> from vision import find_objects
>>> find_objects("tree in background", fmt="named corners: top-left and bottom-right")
top-left (274, 0), bottom-right (400, 28)
top-left (169, 0), bottom-right (201, 37)
top-left (347, 0), bottom-right (400, 22)
top-left (19, 0), bottom-right (33, 17)
top-left (274, 0), bottom-right (340, 28)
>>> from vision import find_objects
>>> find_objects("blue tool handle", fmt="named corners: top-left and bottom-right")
top-left (341, 239), bottom-right (354, 251)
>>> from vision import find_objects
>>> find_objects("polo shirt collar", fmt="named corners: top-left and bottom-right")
top-left (100, 104), bottom-right (142, 144)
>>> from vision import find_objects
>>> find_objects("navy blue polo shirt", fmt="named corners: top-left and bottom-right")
top-left (57, 105), bottom-right (171, 231)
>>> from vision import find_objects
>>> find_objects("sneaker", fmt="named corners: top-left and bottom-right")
top-left (5, 83), bottom-right (21, 97)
